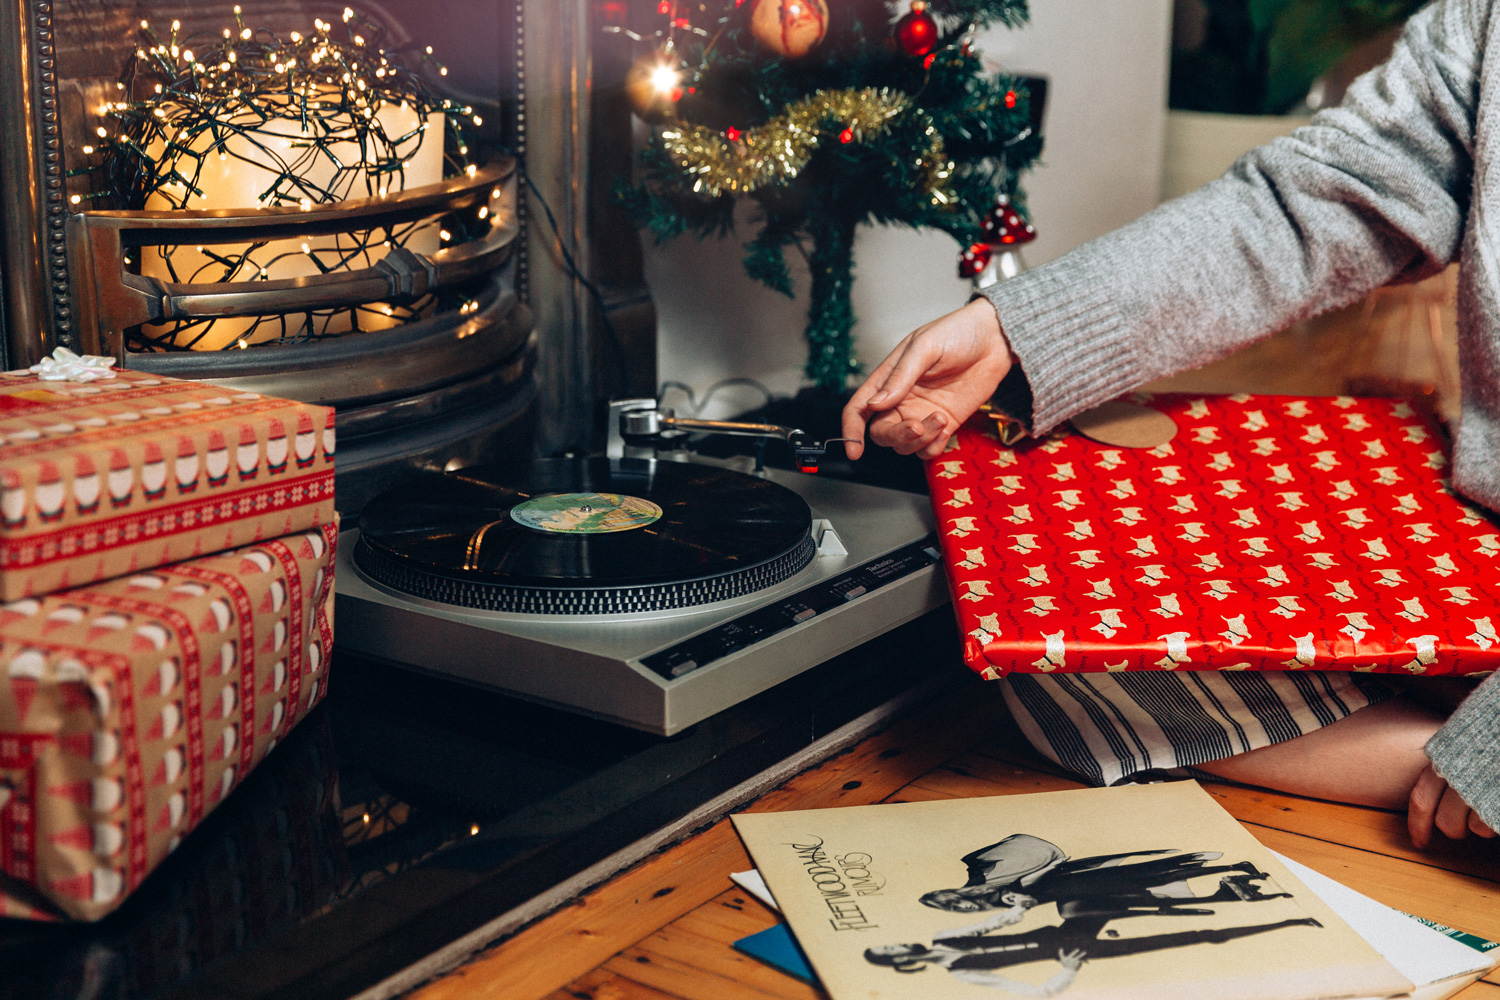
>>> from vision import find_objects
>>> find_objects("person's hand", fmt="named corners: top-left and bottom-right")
top-left (1058, 948), bottom-right (1087, 972)
top-left (841, 298), bottom-right (1014, 461)
top-left (1408, 763), bottom-right (1496, 848)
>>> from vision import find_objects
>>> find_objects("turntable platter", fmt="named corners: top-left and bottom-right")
top-left (353, 458), bottom-right (817, 614)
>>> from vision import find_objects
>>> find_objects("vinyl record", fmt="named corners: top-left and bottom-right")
top-left (354, 458), bottom-right (817, 614)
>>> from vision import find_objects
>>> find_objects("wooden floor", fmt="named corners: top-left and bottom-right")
top-left (409, 678), bottom-right (1500, 1000)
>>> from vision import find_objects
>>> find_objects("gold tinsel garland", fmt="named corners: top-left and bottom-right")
top-left (658, 87), bottom-right (954, 201)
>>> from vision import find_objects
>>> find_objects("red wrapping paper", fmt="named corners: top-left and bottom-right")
top-left (926, 393), bottom-right (1500, 679)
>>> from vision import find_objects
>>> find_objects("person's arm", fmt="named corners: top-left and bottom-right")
top-left (949, 949), bottom-right (1086, 996)
top-left (982, 0), bottom-right (1481, 436)
top-left (933, 903), bottom-right (1030, 941)
top-left (1412, 674), bottom-right (1500, 844)
top-left (842, 0), bottom-right (1485, 460)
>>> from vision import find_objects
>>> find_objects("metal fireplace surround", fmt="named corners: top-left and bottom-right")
top-left (0, 0), bottom-right (641, 508)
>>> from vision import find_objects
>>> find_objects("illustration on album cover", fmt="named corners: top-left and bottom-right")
top-left (732, 784), bottom-right (1411, 1000)
top-left (862, 833), bottom-right (1318, 995)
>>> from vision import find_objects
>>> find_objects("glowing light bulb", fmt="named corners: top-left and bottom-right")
top-left (649, 63), bottom-right (680, 96)
top-left (70, 194), bottom-right (81, 204)
top-left (171, 19), bottom-right (180, 30)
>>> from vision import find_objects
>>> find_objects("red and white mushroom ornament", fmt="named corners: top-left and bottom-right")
top-left (959, 195), bottom-right (1036, 288)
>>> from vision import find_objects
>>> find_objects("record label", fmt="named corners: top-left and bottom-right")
top-left (510, 492), bottom-right (663, 534)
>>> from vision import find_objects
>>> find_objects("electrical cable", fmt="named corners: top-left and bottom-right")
top-left (658, 377), bottom-right (777, 417)
top-left (517, 163), bottom-right (631, 398)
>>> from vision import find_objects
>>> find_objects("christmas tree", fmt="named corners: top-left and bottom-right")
top-left (618, 0), bottom-right (1043, 393)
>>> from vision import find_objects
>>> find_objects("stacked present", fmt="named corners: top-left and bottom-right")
top-left (0, 360), bottom-right (336, 920)
top-left (926, 393), bottom-right (1500, 680)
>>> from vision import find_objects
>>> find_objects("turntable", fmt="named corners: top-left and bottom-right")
top-left (334, 399), bottom-right (947, 734)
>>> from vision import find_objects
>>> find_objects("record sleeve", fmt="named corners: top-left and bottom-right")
top-left (732, 783), bottom-right (1412, 1000)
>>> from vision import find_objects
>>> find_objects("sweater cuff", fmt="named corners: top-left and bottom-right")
top-left (1424, 671), bottom-right (1500, 831)
top-left (979, 259), bottom-right (1145, 435)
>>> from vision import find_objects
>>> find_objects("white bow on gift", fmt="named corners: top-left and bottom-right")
top-left (28, 346), bottom-right (118, 383)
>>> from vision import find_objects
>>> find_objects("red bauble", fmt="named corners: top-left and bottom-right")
top-left (894, 2), bottom-right (938, 58)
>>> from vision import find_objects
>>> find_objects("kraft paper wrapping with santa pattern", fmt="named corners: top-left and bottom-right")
top-left (925, 393), bottom-right (1500, 680)
top-left (0, 367), bottom-right (335, 601)
top-left (0, 520), bottom-right (336, 921)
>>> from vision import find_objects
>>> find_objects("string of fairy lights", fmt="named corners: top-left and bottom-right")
top-left (72, 6), bottom-right (485, 352)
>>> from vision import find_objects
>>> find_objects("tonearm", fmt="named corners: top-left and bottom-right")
top-left (606, 398), bottom-right (852, 473)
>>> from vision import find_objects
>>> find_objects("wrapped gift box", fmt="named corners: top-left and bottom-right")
top-left (0, 521), bottom-right (336, 921)
top-left (0, 367), bottom-right (334, 601)
top-left (0, 719), bottom-right (347, 995)
top-left (926, 393), bottom-right (1500, 679)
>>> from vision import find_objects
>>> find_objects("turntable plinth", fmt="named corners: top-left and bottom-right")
top-left (334, 462), bottom-right (946, 734)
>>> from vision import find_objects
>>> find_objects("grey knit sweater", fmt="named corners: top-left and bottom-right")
top-left (982, 0), bottom-right (1500, 829)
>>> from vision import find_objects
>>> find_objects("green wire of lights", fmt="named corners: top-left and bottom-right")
top-left (71, 5), bottom-right (484, 352)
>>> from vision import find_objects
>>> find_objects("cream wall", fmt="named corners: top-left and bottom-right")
top-left (645, 0), bottom-right (1174, 417)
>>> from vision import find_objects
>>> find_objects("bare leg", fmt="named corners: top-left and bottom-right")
top-left (1194, 696), bottom-right (1444, 809)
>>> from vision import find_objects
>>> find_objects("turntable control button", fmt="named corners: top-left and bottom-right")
top-left (791, 607), bottom-right (816, 624)
top-left (668, 659), bottom-right (699, 678)
top-left (841, 584), bottom-right (867, 601)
